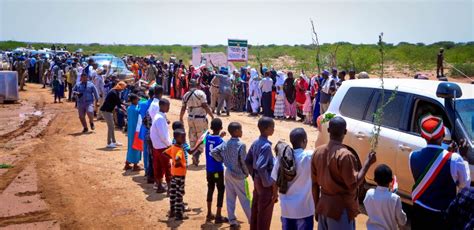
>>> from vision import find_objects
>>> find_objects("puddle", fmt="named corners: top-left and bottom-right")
top-left (19, 110), bottom-right (43, 119)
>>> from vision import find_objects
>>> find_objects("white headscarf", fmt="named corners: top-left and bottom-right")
top-left (250, 68), bottom-right (259, 80)
top-left (248, 68), bottom-right (262, 99)
top-left (275, 71), bottom-right (287, 87)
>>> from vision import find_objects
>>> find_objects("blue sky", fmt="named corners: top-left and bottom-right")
top-left (0, 0), bottom-right (472, 45)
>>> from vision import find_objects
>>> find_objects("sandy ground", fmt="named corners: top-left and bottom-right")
top-left (0, 83), bottom-right (372, 229)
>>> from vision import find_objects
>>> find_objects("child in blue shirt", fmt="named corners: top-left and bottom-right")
top-left (204, 118), bottom-right (228, 224)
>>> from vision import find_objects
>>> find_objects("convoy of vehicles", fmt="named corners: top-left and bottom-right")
top-left (0, 48), bottom-right (133, 81)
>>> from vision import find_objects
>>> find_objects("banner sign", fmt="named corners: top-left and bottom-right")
top-left (227, 39), bottom-right (248, 62)
top-left (191, 46), bottom-right (201, 67)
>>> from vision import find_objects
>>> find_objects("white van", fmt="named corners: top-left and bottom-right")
top-left (316, 79), bottom-right (474, 203)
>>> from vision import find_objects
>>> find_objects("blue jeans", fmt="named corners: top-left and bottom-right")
top-left (116, 108), bottom-right (125, 129)
top-left (281, 215), bottom-right (314, 230)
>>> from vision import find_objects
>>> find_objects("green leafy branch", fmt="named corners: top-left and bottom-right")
top-left (321, 113), bottom-right (336, 125)
top-left (370, 33), bottom-right (398, 152)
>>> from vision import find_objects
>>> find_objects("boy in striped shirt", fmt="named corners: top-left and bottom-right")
top-left (211, 122), bottom-right (251, 229)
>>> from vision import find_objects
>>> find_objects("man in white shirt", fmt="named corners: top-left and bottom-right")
top-left (259, 72), bottom-right (274, 117)
top-left (364, 164), bottom-right (407, 230)
top-left (147, 86), bottom-right (163, 121)
top-left (319, 70), bottom-right (336, 114)
top-left (271, 128), bottom-right (315, 230)
top-left (150, 98), bottom-right (172, 193)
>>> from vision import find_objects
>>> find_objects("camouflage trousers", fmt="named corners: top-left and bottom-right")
top-left (187, 117), bottom-right (208, 158)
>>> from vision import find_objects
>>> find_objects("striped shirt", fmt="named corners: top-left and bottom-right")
top-left (210, 137), bottom-right (249, 180)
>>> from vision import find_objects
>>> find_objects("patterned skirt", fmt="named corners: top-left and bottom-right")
top-left (274, 98), bottom-right (285, 117)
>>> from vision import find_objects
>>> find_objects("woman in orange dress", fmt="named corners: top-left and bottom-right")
top-left (131, 60), bottom-right (140, 82)
top-left (175, 67), bottom-right (183, 99)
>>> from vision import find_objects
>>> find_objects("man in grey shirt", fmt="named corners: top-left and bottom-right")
top-left (215, 67), bottom-right (233, 116)
top-left (73, 73), bottom-right (99, 132)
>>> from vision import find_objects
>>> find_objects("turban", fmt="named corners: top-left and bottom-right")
top-left (420, 114), bottom-right (445, 141)
top-left (262, 66), bottom-right (268, 74)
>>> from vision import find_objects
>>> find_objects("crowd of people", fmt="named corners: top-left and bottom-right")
top-left (8, 49), bottom-right (473, 230)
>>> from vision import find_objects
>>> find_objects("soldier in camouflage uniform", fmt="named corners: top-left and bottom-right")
top-left (15, 57), bottom-right (27, 91)
top-left (42, 59), bottom-right (51, 88)
top-left (180, 79), bottom-right (214, 166)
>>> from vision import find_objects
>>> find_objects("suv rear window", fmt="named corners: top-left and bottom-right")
top-left (340, 87), bottom-right (374, 120)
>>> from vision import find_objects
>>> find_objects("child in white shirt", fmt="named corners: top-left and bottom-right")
top-left (364, 164), bottom-right (407, 230)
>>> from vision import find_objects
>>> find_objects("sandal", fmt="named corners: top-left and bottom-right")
top-left (132, 165), bottom-right (142, 171)
top-left (206, 214), bottom-right (215, 222)
top-left (123, 164), bottom-right (132, 170)
top-left (215, 216), bottom-right (229, 224)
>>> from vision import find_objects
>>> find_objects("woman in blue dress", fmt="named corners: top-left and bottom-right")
top-left (125, 94), bottom-right (142, 171)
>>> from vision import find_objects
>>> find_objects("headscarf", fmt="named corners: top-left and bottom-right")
top-left (420, 114), bottom-right (445, 141)
top-left (250, 68), bottom-right (259, 80)
top-left (249, 68), bottom-right (261, 98)
top-left (275, 71), bottom-right (287, 87)
top-left (113, 81), bottom-right (127, 90)
top-left (283, 72), bottom-right (296, 103)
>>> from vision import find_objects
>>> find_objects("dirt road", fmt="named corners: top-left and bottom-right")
top-left (0, 84), bottom-right (369, 229)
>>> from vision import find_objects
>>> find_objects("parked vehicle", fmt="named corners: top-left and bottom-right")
top-left (0, 53), bottom-right (11, 70)
top-left (94, 53), bottom-right (114, 57)
top-left (316, 79), bottom-right (474, 204)
top-left (89, 55), bottom-right (133, 81)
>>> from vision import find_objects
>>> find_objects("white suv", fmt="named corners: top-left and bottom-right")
top-left (316, 79), bottom-right (474, 203)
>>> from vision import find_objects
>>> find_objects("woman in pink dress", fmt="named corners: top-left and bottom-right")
top-left (295, 74), bottom-right (309, 122)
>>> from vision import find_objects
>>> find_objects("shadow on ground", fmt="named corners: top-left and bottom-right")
top-left (96, 147), bottom-right (121, 152)
top-left (131, 175), bottom-right (167, 202)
